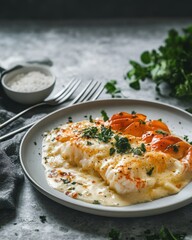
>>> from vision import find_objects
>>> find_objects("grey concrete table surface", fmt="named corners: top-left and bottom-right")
top-left (0, 19), bottom-right (192, 239)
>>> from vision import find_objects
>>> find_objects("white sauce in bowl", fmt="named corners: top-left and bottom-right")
top-left (6, 71), bottom-right (53, 92)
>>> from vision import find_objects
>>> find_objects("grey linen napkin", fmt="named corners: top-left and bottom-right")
top-left (0, 107), bottom-right (47, 209)
top-left (0, 110), bottom-right (24, 209)
top-left (0, 134), bottom-right (24, 209)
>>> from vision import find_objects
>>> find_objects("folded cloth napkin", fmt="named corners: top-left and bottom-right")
top-left (0, 110), bottom-right (24, 209)
top-left (0, 108), bottom-right (47, 210)
top-left (0, 134), bottom-right (24, 209)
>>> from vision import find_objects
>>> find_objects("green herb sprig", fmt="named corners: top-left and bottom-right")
top-left (82, 127), bottom-right (98, 138)
top-left (127, 26), bottom-right (192, 99)
top-left (97, 126), bottom-right (113, 143)
top-left (108, 226), bottom-right (186, 240)
top-left (108, 228), bottom-right (121, 240)
top-left (132, 143), bottom-right (146, 156)
top-left (101, 110), bottom-right (109, 121)
top-left (114, 135), bottom-right (131, 153)
top-left (183, 135), bottom-right (192, 145)
top-left (104, 80), bottom-right (122, 98)
top-left (82, 125), bottom-right (113, 143)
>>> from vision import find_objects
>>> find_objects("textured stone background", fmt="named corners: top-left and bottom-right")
top-left (0, 19), bottom-right (192, 239)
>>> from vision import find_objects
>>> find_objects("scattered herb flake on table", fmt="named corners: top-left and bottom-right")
top-left (104, 80), bottom-right (123, 98)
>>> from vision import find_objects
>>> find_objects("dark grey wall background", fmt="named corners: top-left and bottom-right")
top-left (0, 0), bottom-right (192, 19)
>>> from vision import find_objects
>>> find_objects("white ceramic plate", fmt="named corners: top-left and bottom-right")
top-left (20, 99), bottom-right (192, 217)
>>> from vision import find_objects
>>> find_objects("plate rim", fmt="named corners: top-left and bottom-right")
top-left (19, 98), bottom-right (192, 217)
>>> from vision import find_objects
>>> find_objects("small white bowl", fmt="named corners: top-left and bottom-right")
top-left (1, 65), bottom-right (55, 105)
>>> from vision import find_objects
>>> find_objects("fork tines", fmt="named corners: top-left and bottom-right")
top-left (56, 79), bottom-right (81, 104)
top-left (70, 80), bottom-right (104, 106)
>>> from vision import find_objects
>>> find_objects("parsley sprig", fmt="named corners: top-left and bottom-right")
top-left (82, 125), bottom-right (113, 143)
top-left (132, 143), bottom-right (146, 156)
top-left (127, 26), bottom-right (192, 99)
top-left (82, 127), bottom-right (98, 138)
top-left (108, 226), bottom-right (186, 240)
top-left (104, 80), bottom-right (123, 98)
top-left (98, 126), bottom-right (113, 143)
top-left (82, 125), bottom-right (147, 157)
top-left (183, 135), bottom-right (192, 145)
top-left (114, 135), bottom-right (131, 153)
top-left (101, 110), bottom-right (109, 121)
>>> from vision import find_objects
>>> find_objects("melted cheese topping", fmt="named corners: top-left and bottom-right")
top-left (42, 117), bottom-right (192, 206)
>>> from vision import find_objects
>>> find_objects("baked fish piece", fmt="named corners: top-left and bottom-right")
top-left (42, 112), bottom-right (192, 205)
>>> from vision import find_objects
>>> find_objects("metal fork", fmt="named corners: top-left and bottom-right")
top-left (0, 78), bottom-right (81, 129)
top-left (0, 80), bottom-right (104, 141)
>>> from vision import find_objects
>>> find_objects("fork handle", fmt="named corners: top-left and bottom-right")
top-left (0, 122), bottom-right (35, 141)
top-left (0, 102), bottom-right (46, 129)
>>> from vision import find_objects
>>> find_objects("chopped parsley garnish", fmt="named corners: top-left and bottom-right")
top-left (104, 80), bottom-right (122, 98)
top-left (44, 157), bottom-right (48, 164)
top-left (82, 125), bottom-right (113, 143)
top-left (82, 124), bottom-right (147, 156)
top-left (173, 145), bottom-right (179, 153)
top-left (166, 144), bottom-right (179, 153)
top-left (184, 135), bottom-right (192, 145)
top-left (147, 167), bottom-right (154, 176)
top-left (143, 226), bottom-right (186, 240)
top-left (108, 229), bottom-right (121, 240)
top-left (114, 135), bottom-right (131, 153)
top-left (101, 110), bottom-right (109, 121)
top-left (89, 115), bottom-right (93, 123)
top-left (184, 135), bottom-right (189, 141)
top-left (109, 147), bottom-right (116, 156)
top-left (159, 226), bottom-right (186, 240)
top-left (82, 127), bottom-right (98, 138)
top-left (132, 143), bottom-right (146, 156)
top-left (155, 130), bottom-right (168, 136)
top-left (61, 179), bottom-right (70, 184)
top-left (87, 141), bottom-right (93, 146)
top-left (93, 200), bottom-right (100, 204)
top-left (108, 226), bottom-right (186, 240)
top-left (139, 119), bottom-right (146, 124)
top-left (39, 216), bottom-right (47, 224)
top-left (140, 143), bottom-right (146, 152)
top-left (132, 148), bottom-right (143, 156)
top-left (97, 126), bottom-right (113, 143)
top-left (68, 116), bottom-right (73, 123)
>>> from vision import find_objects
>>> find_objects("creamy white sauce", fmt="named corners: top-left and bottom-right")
top-left (43, 160), bottom-right (155, 206)
top-left (43, 162), bottom-right (190, 206)
top-left (7, 71), bottom-right (53, 92)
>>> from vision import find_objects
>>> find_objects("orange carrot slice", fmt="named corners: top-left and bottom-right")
top-left (164, 141), bottom-right (189, 159)
top-left (110, 118), bottom-right (134, 131)
top-left (142, 131), bottom-right (164, 143)
top-left (110, 112), bottom-right (133, 121)
top-left (146, 120), bottom-right (170, 133)
top-left (124, 122), bottom-right (149, 137)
